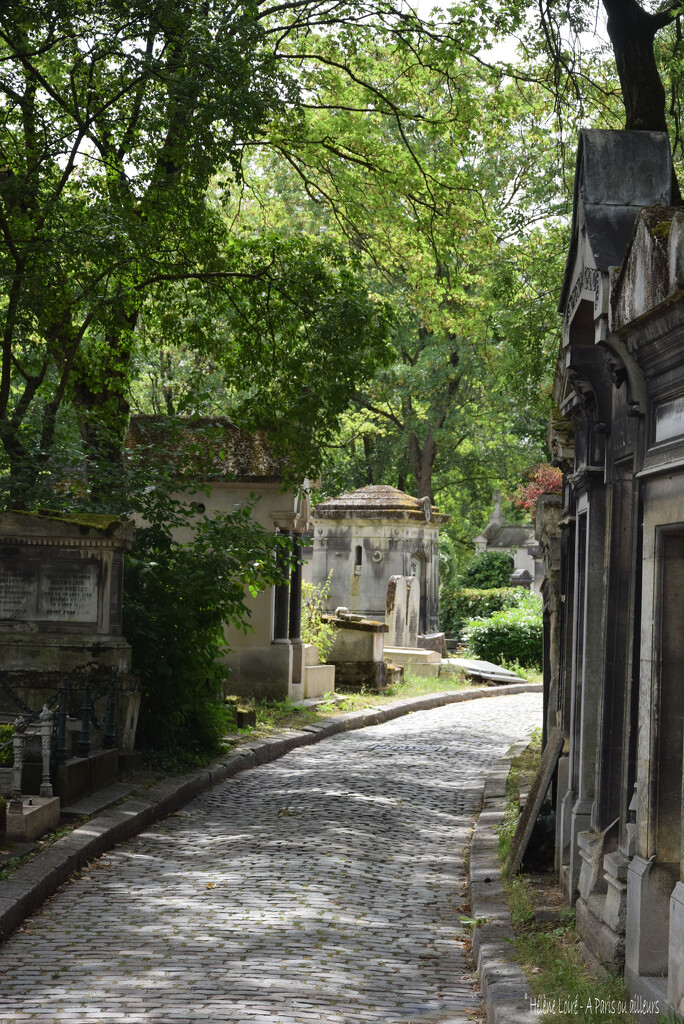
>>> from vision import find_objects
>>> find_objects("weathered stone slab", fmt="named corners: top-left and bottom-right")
top-left (406, 574), bottom-right (420, 646)
top-left (386, 574), bottom-right (408, 646)
top-left (505, 727), bottom-right (563, 878)
top-left (0, 512), bottom-right (138, 753)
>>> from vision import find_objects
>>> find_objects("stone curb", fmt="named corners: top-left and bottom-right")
top-left (0, 682), bottom-right (541, 945)
top-left (469, 739), bottom-right (540, 1023)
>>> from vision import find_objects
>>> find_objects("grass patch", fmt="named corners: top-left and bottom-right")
top-left (241, 669), bottom-right (478, 736)
top-left (0, 820), bottom-right (84, 881)
top-left (499, 736), bottom-right (637, 1024)
top-left (505, 663), bottom-right (543, 685)
top-left (515, 923), bottom-right (637, 1023)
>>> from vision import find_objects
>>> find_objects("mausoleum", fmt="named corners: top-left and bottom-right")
top-left (472, 493), bottom-right (544, 592)
top-left (0, 510), bottom-right (138, 810)
top-left (309, 484), bottom-right (448, 634)
top-left (538, 128), bottom-right (684, 1019)
top-left (127, 416), bottom-right (314, 701)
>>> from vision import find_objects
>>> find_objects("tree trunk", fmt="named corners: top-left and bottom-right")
top-left (407, 431), bottom-right (437, 503)
top-left (603, 0), bottom-right (668, 130)
top-left (602, 0), bottom-right (681, 202)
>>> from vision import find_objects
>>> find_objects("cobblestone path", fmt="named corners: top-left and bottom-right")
top-left (1, 692), bottom-right (541, 1024)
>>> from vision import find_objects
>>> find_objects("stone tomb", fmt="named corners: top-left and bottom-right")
top-left (310, 485), bottom-right (449, 635)
top-left (325, 612), bottom-right (393, 691)
top-left (386, 574), bottom-right (420, 648)
top-left (543, 128), bottom-right (684, 1017)
top-left (0, 512), bottom-right (139, 763)
top-left (127, 415), bottom-right (310, 702)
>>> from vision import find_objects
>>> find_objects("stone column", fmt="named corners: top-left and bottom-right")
top-left (289, 535), bottom-right (304, 691)
top-left (39, 705), bottom-right (53, 797)
top-left (11, 717), bottom-right (26, 801)
top-left (556, 515), bottom-right (576, 880)
top-left (535, 494), bottom-right (562, 745)
top-left (289, 536), bottom-right (303, 642)
top-left (273, 531), bottom-right (291, 644)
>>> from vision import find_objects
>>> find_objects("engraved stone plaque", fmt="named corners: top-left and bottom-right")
top-left (0, 564), bottom-right (39, 620)
top-left (37, 563), bottom-right (99, 622)
top-left (0, 548), bottom-right (99, 625)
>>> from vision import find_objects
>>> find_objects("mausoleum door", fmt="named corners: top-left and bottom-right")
top-left (627, 525), bottom-right (684, 979)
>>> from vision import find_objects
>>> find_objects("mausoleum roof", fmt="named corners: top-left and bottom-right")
top-left (312, 485), bottom-right (449, 524)
top-left (559, 129), bottom-right (673, 313)
top-left (126, 415), bottom-right (289, 483)
top-left (482, 523), bottom-right (535, 549)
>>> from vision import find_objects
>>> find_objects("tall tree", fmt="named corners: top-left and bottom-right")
top-left (534, 0), bottom-right (683, 162)
top-left (0, 0), bottom-right (442, 503)
top-left (231, 46), bottom-right (574, 507)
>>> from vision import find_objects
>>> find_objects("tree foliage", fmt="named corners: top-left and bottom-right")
top-left (0, 0), bottom-right (419, 502)
top-left (125, 502), bottom-right (292, 753)
top-left (462, 550), bottom-right (515, 589)
top-left (229, 40), bottom-right (574, 526)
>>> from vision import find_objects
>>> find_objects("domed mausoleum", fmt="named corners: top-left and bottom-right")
top-left (309, 485), bottom-right (449, 635)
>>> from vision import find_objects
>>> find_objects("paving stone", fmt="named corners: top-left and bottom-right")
top-left (0, 692), bottom-right (540, 1023)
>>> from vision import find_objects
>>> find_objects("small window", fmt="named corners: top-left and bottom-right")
top-left (355, 545), bottom-right (363, 567)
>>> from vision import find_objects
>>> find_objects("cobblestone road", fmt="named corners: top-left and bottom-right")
top-left (1, 692), bottom-right (541, 1024)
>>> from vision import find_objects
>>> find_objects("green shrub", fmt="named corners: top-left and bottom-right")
top-left (441, 586), bottom-right (527, 634)
top-left (462, 551), bottom-right (513, 589)
top-left (301, 573), bottom-right (336, 663)
top-left (463, 593), bottom-right (542, 668)
top-left (123, 504), bottom-right (291, 754)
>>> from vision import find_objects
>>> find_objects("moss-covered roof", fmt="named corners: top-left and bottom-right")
top-left (0, 510), bottom-right (133, 541)
top-left (126, 415), bottom-right (289, 483)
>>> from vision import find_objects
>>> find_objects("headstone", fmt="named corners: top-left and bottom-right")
top-left (325, 614), bottom-right (389, 691)
top-left (386, 575), bottom-right (407, 647)
top-left (406, 576), bottom-right (420, 647)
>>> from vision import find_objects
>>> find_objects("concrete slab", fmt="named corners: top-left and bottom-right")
top-left (61, 782), bottom-right (136, 819)
top-left (449, 657), bottom-right (526, 684)
top-left (384, 646), bottom-right (442, 664)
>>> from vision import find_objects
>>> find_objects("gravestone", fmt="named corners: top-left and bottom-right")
top-left (406, 576), bottom-right (420, 647)
top-left (386, 574), bottom-right (420, 648)
top-left (386, 575), bottom-right (408, 647)
top-left (0, 511), bottom-right (139, 752)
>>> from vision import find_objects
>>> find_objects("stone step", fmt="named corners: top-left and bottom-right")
top-left (60, 782), bottom-right (136, 819)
